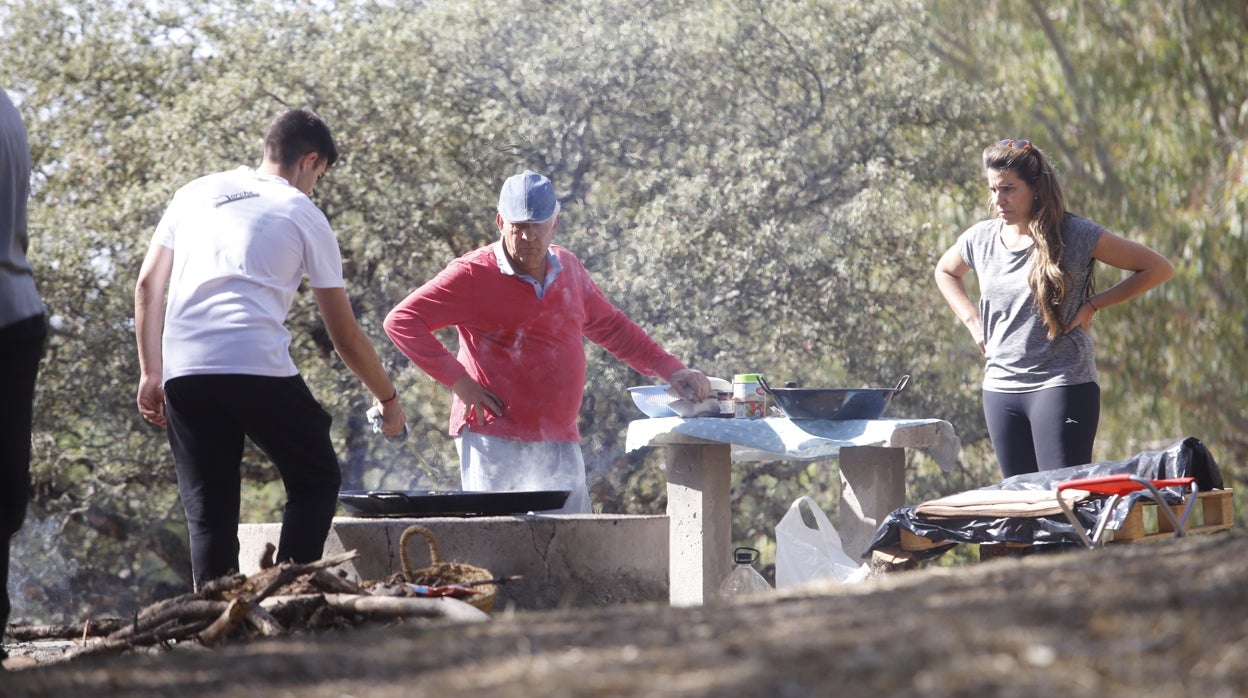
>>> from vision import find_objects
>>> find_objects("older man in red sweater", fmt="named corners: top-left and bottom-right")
top-left (385, 171), bottom-right (708, 513)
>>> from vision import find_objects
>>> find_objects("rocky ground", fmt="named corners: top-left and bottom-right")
top-left (3, 531), bottom-right (1246, 697)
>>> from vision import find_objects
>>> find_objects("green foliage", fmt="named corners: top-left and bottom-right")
top-left (1, 0), bottom-right (1242, 621)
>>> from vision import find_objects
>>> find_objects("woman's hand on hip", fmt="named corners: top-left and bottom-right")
top-left (1064, 302), bottom-right (1097, 335)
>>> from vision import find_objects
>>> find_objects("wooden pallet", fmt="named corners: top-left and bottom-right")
top-left (1109, 488), bottom-right (1235, 543)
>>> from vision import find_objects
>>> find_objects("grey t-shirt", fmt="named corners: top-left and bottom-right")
top-left (0, 89), bottom-right (44, 328)
top-left (957, 214), bottom-right (1103, 393)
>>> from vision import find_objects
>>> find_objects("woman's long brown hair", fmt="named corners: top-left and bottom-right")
top-left (982, 140), bottom-right (1085, 339)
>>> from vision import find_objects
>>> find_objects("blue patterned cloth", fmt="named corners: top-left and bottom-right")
top-left (625, 416), bottom-right (959, 472)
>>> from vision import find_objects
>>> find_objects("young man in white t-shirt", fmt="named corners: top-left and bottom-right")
top-left (134, 109), bottom-right (406, 589)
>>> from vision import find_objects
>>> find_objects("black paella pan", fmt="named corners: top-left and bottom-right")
top-left (760, 374), bottom-right (910, 421)
top-left (338, 489), bottom-right (571, 518)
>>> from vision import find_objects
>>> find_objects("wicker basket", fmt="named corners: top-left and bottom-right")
top-left (399, 524), bottom-right (497, 613)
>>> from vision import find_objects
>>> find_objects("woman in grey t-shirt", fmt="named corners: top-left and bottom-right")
top-left (935, 139), bottom-right (1174, 478)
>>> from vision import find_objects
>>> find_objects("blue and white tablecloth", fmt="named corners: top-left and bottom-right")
top-left (625, 416), bottom-right (960, 472)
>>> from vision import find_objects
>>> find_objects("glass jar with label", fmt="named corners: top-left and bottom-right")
top-left (732, 374), bottom-right (767, 419)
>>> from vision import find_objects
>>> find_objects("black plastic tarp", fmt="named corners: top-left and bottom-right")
top-left (864, 436), bottom-right (1225, 559)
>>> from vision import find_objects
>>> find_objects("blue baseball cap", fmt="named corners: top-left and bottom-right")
top-left (498, 170), bottom-right (557, 223)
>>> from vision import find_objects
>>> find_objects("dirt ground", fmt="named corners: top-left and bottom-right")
top-left (3, 531), bottom-right (1246, 697)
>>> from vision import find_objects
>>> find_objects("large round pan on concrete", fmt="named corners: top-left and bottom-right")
top-left (761, 374), bottom-right (910, 420)
top-left (338, 490), bottom-right (571, 517)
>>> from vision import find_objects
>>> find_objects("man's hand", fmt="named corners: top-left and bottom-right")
top-left (668, 368), bottom-right (711, 402)
top-left (137, 374), bottom-right (166, 427)
top-left (374, 397), bottom-right (408, 438)
top-left (452, 374), bottom-right (506, 423)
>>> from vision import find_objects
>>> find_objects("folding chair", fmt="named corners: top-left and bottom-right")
top-left (1055, 474), bottom-right (1199, 549)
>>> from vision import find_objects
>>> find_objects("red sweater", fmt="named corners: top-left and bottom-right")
top-left (384, 243), bottom-right (687, 442)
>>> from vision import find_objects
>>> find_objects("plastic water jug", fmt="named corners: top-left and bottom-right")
top-left (719, 547), bottom-right (772, 598)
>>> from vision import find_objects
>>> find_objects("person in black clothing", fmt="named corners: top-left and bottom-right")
top-left (0, 89), bottom-right (48, 658)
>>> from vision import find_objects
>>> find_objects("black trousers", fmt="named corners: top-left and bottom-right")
top-left (0, 314), bottom-right (47, 635)
top-left (164, 374), bottom-right (341, 589)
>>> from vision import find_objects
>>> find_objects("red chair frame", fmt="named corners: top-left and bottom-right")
top-left (1055, 474), bottom-right (1198, 548)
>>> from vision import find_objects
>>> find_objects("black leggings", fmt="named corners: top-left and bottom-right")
top-left (164, 374), bottom-right (341, 589)
top-left (983, 382), bottom-right (1100, 479)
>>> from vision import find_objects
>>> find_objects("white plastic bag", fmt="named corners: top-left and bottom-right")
top-left (775, 496), bottom-right (868, 589)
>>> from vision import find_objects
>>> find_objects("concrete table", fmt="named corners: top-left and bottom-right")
top-left (625, 416), bottom-right (959, 606)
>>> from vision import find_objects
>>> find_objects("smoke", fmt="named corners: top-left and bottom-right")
top-left (8, 513), bottom-right (79, 625)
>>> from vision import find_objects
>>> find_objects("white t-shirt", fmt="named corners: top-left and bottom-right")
top-left (154, 166), bottom-right (344, 381)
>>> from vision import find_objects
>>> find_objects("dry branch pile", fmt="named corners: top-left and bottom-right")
top-left (8, 548), bottom-right (488, 663)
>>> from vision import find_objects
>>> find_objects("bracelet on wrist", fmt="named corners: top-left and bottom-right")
top-left (379, 390), bottom-right (399, 405)
top-left (1088, 298), bottom-right (1099, 311)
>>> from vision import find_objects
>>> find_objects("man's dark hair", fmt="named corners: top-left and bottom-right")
top-left (264, 108), bottom-right (339, 169)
